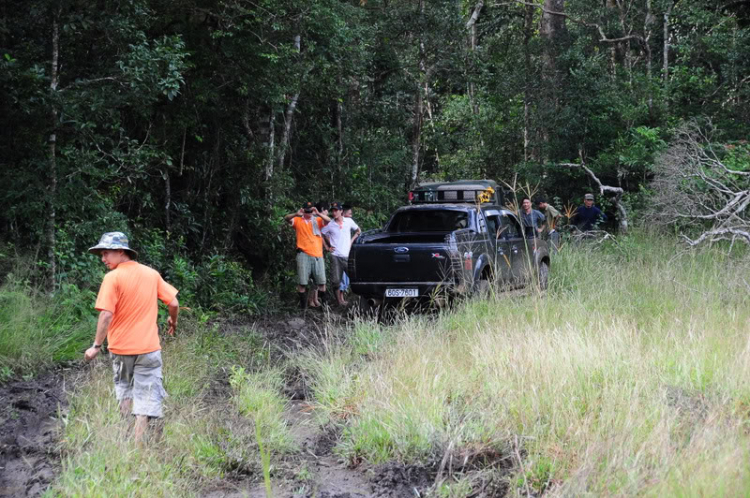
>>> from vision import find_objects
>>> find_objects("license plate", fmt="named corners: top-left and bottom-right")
top-left (385, 288), bottom-right (418, 298)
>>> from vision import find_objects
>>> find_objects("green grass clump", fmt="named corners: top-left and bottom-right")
top-left (301, 232), bottom-right (750, 495)
top-left (229, 365), bottom-right (296, 455)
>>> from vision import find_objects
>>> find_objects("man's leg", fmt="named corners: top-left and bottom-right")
top-left (333, 257), bottom-right (348, 305)
top-left (112, 353), bottom-right (135, 423)
top-left (312, 256), bottom-right (327, 306)
top-left (132, 351), bottom-right (166, 444)
top-left (297, 253), bottom-right (311, 310)
top-left (297, 285), bottom-right (308, 310)
top-left (120, 398), bottom-right (133, 417)
top-left (134, 415), bottom-right (149, 443)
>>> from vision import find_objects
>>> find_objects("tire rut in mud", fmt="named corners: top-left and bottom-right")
top-left (203, 311), bottom-right (436, 497)
top-left (0, 371), bottom-right (69, 497)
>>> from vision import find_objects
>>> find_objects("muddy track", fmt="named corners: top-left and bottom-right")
top-left (204, 309), bottom-right (437, 497)
top-left (0, 306), bottom-right (512, 497)
top-left (0, 371), bottom-right (69, 497)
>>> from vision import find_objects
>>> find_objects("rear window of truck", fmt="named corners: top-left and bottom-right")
top-left (387, 210), bottom-right (469, 233)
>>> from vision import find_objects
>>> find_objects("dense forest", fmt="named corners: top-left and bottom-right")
top-left (2, 0), bottom-right (749, 310)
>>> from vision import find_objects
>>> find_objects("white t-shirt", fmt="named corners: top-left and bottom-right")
top-left (321, 218), bottom-right (360, 258)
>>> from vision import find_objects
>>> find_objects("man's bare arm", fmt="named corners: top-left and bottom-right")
top-left (167, 297), bottom-right (179, 336)
top-left (84, 310), bottom-right (113, 362)
top-left (350, 228), bottom-right (361, 246)
top-left (284, 209), bottom-right (304, 223)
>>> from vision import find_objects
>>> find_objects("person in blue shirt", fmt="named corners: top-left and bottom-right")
top-left (571, 193), bottom-right (607, 231)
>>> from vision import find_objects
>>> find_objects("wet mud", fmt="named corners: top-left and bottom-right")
top-left (0, 372), bottom-right (68, 497)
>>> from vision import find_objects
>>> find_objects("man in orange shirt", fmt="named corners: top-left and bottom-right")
top-left (284, 201), bottom-right (330, 310)
top-left (84, 232), bottom-right (179, 443)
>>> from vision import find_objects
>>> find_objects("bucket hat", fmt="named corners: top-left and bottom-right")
top-left (88, 232), bottom-right (138, 258)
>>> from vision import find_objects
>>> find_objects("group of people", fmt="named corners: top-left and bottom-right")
top-left (284, 201), bottom-right (361, 310)
top-left (78, 202), bottom-right (361, 444)
top-left (78, 193), bottom-right (607, 444)
top-left (519, 193), bottom-right (608, 247)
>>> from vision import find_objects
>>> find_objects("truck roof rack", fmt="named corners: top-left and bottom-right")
top-left (409, 180), bottom-right (502, 205)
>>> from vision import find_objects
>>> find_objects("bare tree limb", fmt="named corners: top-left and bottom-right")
top-left (652, 120), bottom-right (750, 247)
top-left (557, 158), bottom-right (629, 233)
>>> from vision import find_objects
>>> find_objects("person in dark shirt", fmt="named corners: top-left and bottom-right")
top-left (519, 196), bottom-right (545, 238)
top-left (570, 193), bottom-right (607, 231)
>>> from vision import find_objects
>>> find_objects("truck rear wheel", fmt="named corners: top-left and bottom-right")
top-left (476, 278), bottom-right (491, 298)
top-left (537, 261), bottom-right (549, 290)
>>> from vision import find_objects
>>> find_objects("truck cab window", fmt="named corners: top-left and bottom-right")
top-left (388, 210), bottom-right (469, 233)
top-left (500, 214), bottom-right (522, 239)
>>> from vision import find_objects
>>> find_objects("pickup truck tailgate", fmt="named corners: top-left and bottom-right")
top-left (350, 235), bottom-right (454, 283)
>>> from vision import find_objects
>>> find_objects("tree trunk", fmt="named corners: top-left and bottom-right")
top-left (47, 8), bottom-right (60, 292)
top-left (466, 0), bottom-right (483, 115)
top-left (644, 0), bottom-right (654, 117)
top-left (164, 168), bottom-right (171, 234)
top-left (409, 0), bottom-right (426, 189)
top-left (265, 108), bottom-right (275, 183)
top-left (277, 92), bottom-right (299, 171)
top-left (662, 3), bottom-right (673, 111)
top-left (410, 82), bottom-right (423, 189)
top-left (275, 35), bottom-right (301, 176)
top-left (523, 3), bottom-right (533, 162)
top-left (539, 0), bottom-right (566, 161)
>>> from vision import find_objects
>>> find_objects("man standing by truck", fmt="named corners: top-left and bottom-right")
top-left (322, 202), bottom-right (361, 306)
top-left (537, 196), bottom-right (562, 250)
top-left (84, 231), bottom-right (179, 444)
top-left (285, 202), bottom-right (331, 309)
top-left (519, 196), bottom-right (545, 237)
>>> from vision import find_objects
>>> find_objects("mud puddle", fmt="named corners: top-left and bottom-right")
top-left (0, 371), bottom-right (69, 497)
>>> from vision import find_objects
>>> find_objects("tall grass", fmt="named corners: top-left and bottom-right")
top-left (298, 233), bottom-right (750, 495)
top-left (0, 282), bottom-right (96, 379)
top-left (53, 322), bottom-right (270, 497)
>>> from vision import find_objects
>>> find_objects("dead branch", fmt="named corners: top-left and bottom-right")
top-left (652, 120), bottom-right (750, 247)
top-left (557, 159), bottom-right (628, 233)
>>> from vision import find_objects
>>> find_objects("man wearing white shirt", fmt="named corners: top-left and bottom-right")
top-left (322, 202), bottom-right (361, 306)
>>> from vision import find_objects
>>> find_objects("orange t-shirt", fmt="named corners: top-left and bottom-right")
top-left (95, 261), bottom-right (179, 355)
top-left (292, 216), bottom-right (325, 257)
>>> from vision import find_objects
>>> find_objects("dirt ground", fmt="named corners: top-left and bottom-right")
top-left (0, 371), bottom-right (68, 497)
top-left (0, 306), bottom-right (511, 497)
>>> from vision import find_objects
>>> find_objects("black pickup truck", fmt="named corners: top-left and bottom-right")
top-left (348, 188), bottom-right (551, 307)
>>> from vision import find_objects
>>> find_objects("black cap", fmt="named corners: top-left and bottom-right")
top-left (302, 201), bottom-right (314, 211)
top-left (330, 201), bottom-right (343, 211)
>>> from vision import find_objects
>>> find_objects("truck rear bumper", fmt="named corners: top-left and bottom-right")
top-left (350, 281), bottom-right (464, 299)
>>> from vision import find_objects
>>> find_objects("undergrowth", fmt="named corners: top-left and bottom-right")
top-left (0, 280), bottom-right (96, 380)
top-left (297, 232), bottom-right (750, 496)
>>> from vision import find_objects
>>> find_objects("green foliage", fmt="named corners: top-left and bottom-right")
top-left (2, 0), bottom-right (750, 302)
top-left (168, 254), bottom-right (270, 315)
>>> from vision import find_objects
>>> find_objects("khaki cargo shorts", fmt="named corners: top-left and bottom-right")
top-left (296, 251), bottom-right (326, 286)
top-left (111, 350), bottom-right (167, 418)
